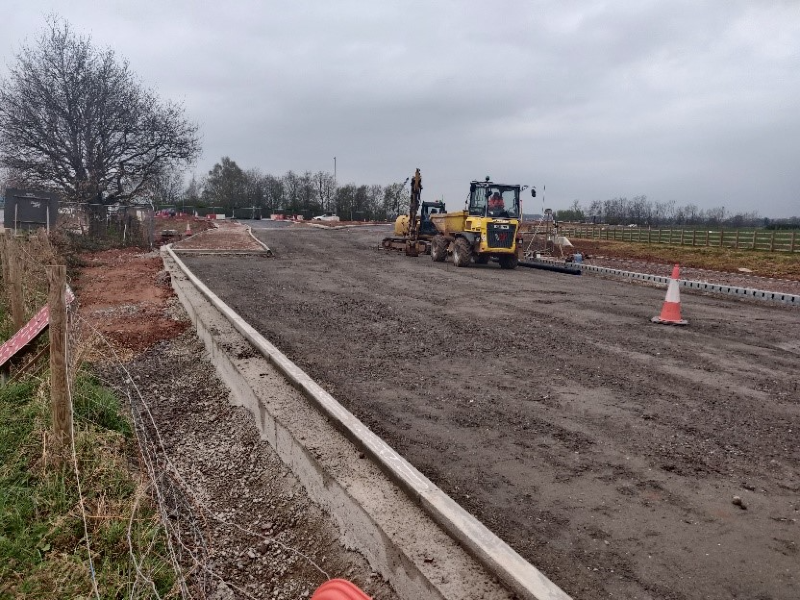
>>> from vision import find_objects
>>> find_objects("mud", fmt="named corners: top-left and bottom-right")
top-left (183, 225), bottom-right (799, 600)
top-left (75, 248), bottom-right (189, 357)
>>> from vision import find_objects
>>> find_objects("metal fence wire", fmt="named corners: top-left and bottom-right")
top-left (57, 203), bottom-right (156, 247)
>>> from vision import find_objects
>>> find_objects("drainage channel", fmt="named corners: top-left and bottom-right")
top-left (163, 246), bottom-right (572, 600)
top-left (530, 258), bottom-right (800, 306)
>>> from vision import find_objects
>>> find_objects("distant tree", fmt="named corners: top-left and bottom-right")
top-left (203, 157), bottom-right (246, 210)
top-left (335, 184), bottom-right (357, 219)
top-left (366, 184), bottom-right (384, 220)
top-left (149, 168), bottom-right (184, 208)
top-left (588, 200), bottom-right (603, 223)
top-left (283, 171), bottom-right (301, 215)
top-left (382, 181), bottom-right (409, 218)
top-left (705, 206), bottom-right (726, 226)
top-left (555, 199), bottom-right (585, 222)
top-left (241, 168), bottom-right (267, 210)
top-left (314, 171), bottom-right (336, 213)
top-left (263, 175), bottom-right (284, 214)
top-left (0, 17), bottom-right (200, 205)
top-left (299, 171), bottom-right (319, 217)
top-left (184, 174), bottom-right (203, 207)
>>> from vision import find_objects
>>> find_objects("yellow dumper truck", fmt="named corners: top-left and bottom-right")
top-left (430, 177), bottom-right (535, 269)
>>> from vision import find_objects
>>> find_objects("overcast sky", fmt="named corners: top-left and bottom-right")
top-left (2, 1), bottom-right (799, 217)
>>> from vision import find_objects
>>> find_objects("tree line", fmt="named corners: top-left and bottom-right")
top-left (153, 156), bottom-right (412, 221)
top-left (554, 196), bottom-right (799, 229)
top-left (1, 19), bottom-right (794, 228)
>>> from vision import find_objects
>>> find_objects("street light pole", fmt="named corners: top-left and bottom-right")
top-left (334, 157), bottom-right (337, 183)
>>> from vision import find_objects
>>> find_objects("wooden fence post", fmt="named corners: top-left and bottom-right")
top-left (0, 230), bottom-right (10, 300)
top-left (734, 230), bottom-right (740, 249)
top-left (770, 230), bottom-right (776, 252)
top-left (47, 264), bottom-right (72, 458)
top-left (8, 236), bottom-right (25, 331)
top-left (792, 231), bottom-right (797, 253)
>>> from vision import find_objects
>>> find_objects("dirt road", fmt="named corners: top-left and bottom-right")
top-left (182, 225), bottom-right (799, 600)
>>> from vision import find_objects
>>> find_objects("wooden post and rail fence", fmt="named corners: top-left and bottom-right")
top-left (1, 230), bottom-right (72, 460)
top-left (558, 224), bottom-right (799, 253)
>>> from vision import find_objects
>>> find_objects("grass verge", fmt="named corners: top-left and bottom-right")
top-left (0, 372), bottom-right (177, 599)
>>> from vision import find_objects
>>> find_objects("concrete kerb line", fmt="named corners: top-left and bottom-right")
top-left (164, 245), bottom-right (571, 600)
top-left (245, 225), bottom-right (273, 255)
top-left (533, 258), bottom-right (800, 307)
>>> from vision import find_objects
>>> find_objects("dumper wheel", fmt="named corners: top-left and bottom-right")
top-left (431, 235), bottom-right (447, 262)
top-left (452, 237), bottom-right (472, 267)
top-left (498, 254), bottom-right (519, 269)
top-left (475, 255), bottom-right (489, 265)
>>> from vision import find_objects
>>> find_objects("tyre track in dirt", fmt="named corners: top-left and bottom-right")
top-left (182, 225), bottom-right (799, 600)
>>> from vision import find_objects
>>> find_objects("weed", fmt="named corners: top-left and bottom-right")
top-left (0, 373), bottom-right (176, 599)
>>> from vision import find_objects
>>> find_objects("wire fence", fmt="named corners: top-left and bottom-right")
top-left (1, 230), bottom-right (184, 598)
top-left (1, 227), bottom-right (329, 599)
top-left (56, 203), bottom-right (156, 248)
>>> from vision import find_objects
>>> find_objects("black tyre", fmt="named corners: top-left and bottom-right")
top-left (498, 254), bottom-right (518, 269)
top-left (474, 255), bottom-right (490, 265)
top-left (431, 235), bottom-right (447, 262)
top-left (452, 237), bottom-right (472, 267)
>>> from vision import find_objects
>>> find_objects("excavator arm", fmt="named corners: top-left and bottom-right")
top-left (405, 168), bottom-right (423, 256)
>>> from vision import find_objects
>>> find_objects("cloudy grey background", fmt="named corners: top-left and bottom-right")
top-left (2, 1), bottom-right (799, 217)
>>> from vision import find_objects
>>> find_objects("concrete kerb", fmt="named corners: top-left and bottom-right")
top-left (164, 245), bottom-right (571, 600)
top-left (534, 258), bottom-right (800, 307)
top-left (245, 225), bottom-right (273, 255)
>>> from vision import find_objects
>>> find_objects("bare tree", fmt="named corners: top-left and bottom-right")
top-left (283, 171), bottom-right (301, 215)
top-left (244, 168), bottom-right (266, 208)
top-left (149, 168), bottom-right (185, 208)
top-left (382, 181), bottom-right (409, 218)
top-left (299, 171), bottom-right (318, 217)
top-left (0, 17), bottom-right (200, 205)
top-left (314, 171), bottom-right (335, 213)
top-left (263, 175), bottom-right (284, 214)
top-left (184, 174), bottom-right (204, 206)
top-left (366, 184), bottom-right (384, 220)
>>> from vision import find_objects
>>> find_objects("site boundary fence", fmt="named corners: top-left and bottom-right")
top-left (57, 202), bottom-right (156, 247)
top-left (0, 228), bottom-right (198, 598)
top-left (560, 224), bottom-right (799, 253)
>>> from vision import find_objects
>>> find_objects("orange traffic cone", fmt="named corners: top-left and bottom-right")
top-left (185, 222), bottom-right (193, 236)
top-left (311, 579), bottom-right (372, 600)
top-left (652, 264), bottom-right (688, 325)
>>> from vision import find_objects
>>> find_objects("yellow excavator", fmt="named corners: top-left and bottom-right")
top-left (381, 169), bottom-right (445, 256)
top-left (430, 176), bottom-right (535, 269)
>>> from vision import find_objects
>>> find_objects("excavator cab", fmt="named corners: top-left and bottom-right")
top-left (420, 201), bottom-right (445, 236)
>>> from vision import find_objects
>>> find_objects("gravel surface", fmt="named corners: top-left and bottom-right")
top-left (182, 225), bottom-right (800, 600)
top-left (73, 240), bottom-right (400, 600)
top-left (97, 321), bottom-right (398, 600)
top-left (173, 221), bottom-right (266, 251)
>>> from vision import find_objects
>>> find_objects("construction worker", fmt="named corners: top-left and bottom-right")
top-left (488, 192), bottom-right (506, 217)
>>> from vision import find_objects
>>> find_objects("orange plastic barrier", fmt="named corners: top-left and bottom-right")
top-left (311, 579), bottom-right (372, 600)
